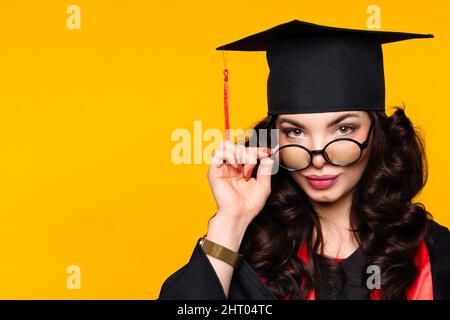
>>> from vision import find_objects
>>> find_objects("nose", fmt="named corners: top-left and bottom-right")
top-left (311, 151), bottom-right (327, 168)
top-left (309, 140), bottom-right (327, 168)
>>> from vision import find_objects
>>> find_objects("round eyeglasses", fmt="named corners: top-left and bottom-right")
top-left (273, 123), bottom-right (374, 172)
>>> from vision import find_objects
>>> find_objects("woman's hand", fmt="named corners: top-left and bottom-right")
top-left (207, 140), bottom-right (275, 226)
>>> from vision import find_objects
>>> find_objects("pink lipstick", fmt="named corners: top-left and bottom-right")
top-left (305, 174), bottom-right (339, 190)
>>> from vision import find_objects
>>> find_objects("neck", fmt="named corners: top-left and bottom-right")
top-left (310, 190), bottom-right (359, 259)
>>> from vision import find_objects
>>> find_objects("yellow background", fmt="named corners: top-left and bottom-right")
top-left (0, 1), bottom-right (448, 299)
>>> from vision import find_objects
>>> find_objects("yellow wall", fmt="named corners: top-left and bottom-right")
top-left (0, 0), bottom-right (448, 299)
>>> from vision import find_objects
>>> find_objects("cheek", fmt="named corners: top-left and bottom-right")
top-left (340, 166), bottom-right (364, 188)
top-left (340, 151), bottom-right (370, 187)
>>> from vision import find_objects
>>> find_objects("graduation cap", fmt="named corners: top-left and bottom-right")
top-left (216, 19), bottom-right (434, 115)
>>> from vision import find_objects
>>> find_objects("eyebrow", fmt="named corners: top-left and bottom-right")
top-left (278, 113), bottom-right (361, 129)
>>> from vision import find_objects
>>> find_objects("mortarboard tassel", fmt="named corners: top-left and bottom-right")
top-left (223, 51), bottom-right (230, 141)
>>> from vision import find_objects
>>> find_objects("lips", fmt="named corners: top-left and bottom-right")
top-left (305, 174), bottom-right (340, 190)
top-left (306, 175), bottom-right (339, 180)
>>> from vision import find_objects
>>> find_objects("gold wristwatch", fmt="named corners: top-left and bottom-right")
top-left (199, 236), bottom-right (243, 268)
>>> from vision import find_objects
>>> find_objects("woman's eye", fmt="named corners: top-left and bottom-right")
top-left (337, 125), bottom-right (355, 135)
top-left (284, 128), bottom-right (303, 138)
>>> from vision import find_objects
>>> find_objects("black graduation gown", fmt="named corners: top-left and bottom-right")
top-left (158, 220), bottom-right (450, 300)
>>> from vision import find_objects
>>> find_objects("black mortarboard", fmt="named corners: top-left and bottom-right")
top-left (216, 19), bottom-right (434, 115)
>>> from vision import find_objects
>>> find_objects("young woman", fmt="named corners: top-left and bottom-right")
top-left (158, 20), bottom-right (450, 300)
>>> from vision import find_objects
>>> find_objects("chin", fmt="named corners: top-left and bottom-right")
top-left (303, 189), bottom-right (342, 203)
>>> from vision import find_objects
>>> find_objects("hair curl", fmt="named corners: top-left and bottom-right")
top-left (240, 106), bottom-right (432, 300)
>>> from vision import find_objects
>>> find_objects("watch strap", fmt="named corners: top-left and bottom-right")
top-left (199, 236), bottom-right (243, 268)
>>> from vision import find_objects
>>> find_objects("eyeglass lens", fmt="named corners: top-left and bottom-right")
top-left (279, 139), bottom-right (362, 170)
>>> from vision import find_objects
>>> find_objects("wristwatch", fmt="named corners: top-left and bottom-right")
top-left (199, 236), bottom-right (243, 268)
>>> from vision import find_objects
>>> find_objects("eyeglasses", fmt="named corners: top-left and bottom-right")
top-left (273, 123), bottom-right (374, 172)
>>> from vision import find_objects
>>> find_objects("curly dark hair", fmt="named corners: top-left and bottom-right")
top-left (240, 106), bottom-right (433, 300)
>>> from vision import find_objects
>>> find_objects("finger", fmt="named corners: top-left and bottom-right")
top-left (211, 145), bottom-right (227, 169)
top-left (256, 157), bottom-right (274, 190)
top-left (242, 149), bottom-right (257, 180)
top-left (223, 141), bottom-right (270, 162)
top-left (242, 147), bottom-right (273, 179)
top-left (223, 148), bottom-right (239, 170)
top-left (234, 144), bottom-right (247, 165)
top-left (210, 141), bottom-right (235, 167)
top-left (246, 146), bottom-right (273, 159)
top-left (233, 144), bottom-right (246, 174)
top-left (222, 140), bottom-right (241, 170)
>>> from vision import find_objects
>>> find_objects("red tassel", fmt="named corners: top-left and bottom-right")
top-left (224, 68), bottom-right (230, 141)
